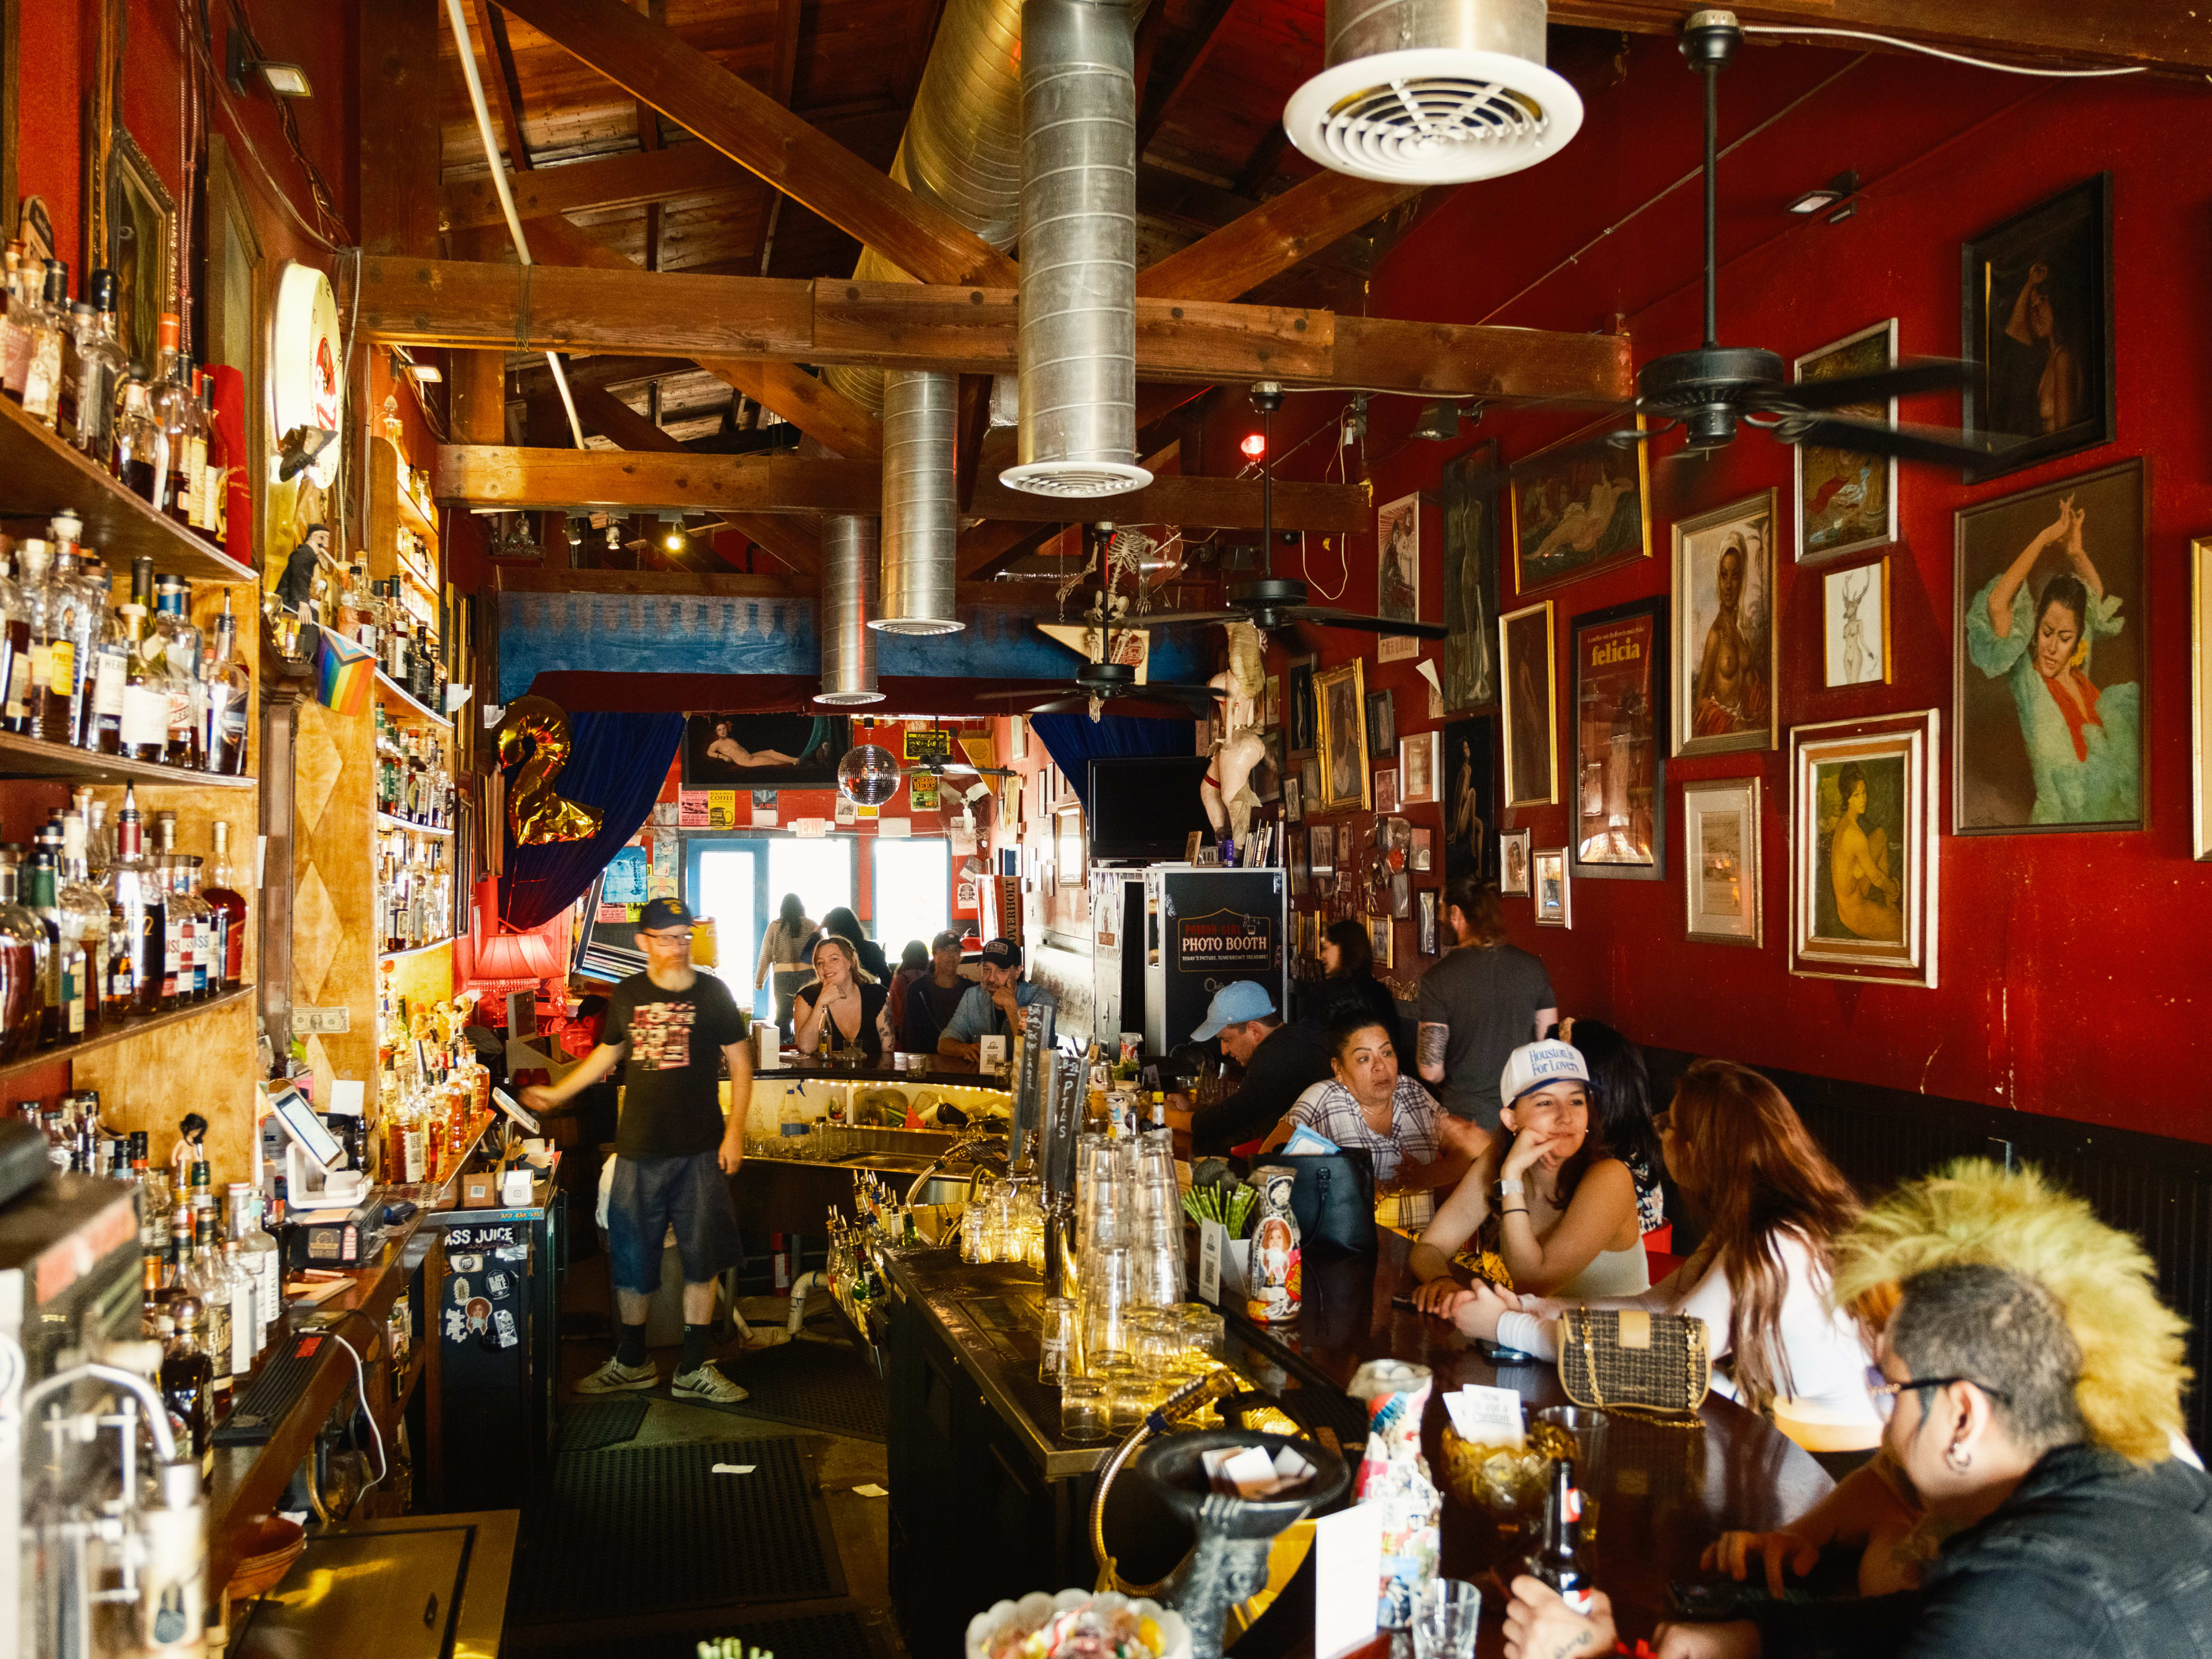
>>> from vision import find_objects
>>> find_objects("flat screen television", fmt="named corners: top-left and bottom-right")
top-left (1088, 755), bottom-right (1214, 865)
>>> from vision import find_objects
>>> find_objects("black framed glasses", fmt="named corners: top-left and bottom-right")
top-left (639, 930), bottom-right (694, 946)
top-left (1864, 1365), bottom-right (2010, 1422)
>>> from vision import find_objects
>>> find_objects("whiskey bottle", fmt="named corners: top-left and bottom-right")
top-left (113, 373), bottom-right (162, 505)
top-left (159, 1297), bottom-right (215, 1462)
top-left (57, 813), bottom-right (111, 1036)
top-left (108, 786), bottom-right (166, 1016)
top-left (202, 589), bottom-right (251, 776)
top-left (152, 577), bottom-right (203, 770)
top-left (149, 317), bottom-right (192, 524)
top-left (203, 823), bottom-right (247, 992)
top-left (74, 270), bottom-right (127, 461)
top-left (0, 854), bottom-right (47, 1058)
top-left (1529, 1457), bottom-right (1596, 1615)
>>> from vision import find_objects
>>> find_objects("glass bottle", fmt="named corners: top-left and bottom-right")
top-left (382, 581), bottom-right (411, 685)
top-left (230, 1185), bottom-right (281, 1352)
top-left (26, 540), bottom-right (80, 746)
top-left (56, 813), bottom-right (110, 1037)
top-left (1530, 1457), bottom-right (1595, 1613)
top-left (113, 372), bottom-right (161, 503)
top-left (187, 1211), bottom-right (234, 1413)
top-left (153, 815), bottom-right (204, 1005)
top-left (22, 257), bottom-right (69, 429)
top-left (179, 854), bottom-right (217, 1004)
top-left (83, 577), bottom-right (133, 756)
top-left (203, 823), bottom-right (246, 993)
top-left (151, 577), bottom-right (203, 770)
top-left (45, 532), bottom-right (99, 747)
top-left (182, 369), bottom-right (214, 536)
top-left (12, 540), bottom-right (55, 743)
top-left (25, 841), bottom-right (86, 1047)
top-left (203, 589), bottom-right (250, 776)
top-left (159, 1297), bottom-right (214, 1462)
top-left (0, 551), bottom-right (28, 737)
top-left (71, 272), bottom-right (128, 460)
top-left (149, 319), bottom-right (193, 525)
top-left (137, 1132), bottom-right (172, 1259)
top-left (0, 854), bottom-right (45, 1059)
top-left (108, 786), bottom-right (165, 1016)
top-left (221, 1238), bottom-right (256, 1377)
top-left (339, 563), bottom-right (374, 650)
top-left (0, 241), bottom-right (29, 402)
top-left (16, 844), bottom-right (63, 1050)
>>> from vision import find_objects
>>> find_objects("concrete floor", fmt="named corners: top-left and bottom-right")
top-left (546, 1250), bottom-right (910, 1658)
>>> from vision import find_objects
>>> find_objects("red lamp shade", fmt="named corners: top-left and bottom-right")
top-left (1240, 431), bottom-right (1266, 461)
top-left (470, 930), bottom-right (563, 980)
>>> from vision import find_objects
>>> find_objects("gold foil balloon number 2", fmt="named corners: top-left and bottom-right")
top-left (498, 696), bottom-right (605, 845)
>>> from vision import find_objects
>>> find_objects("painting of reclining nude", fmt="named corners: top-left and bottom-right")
top-left (1509, 421), bottom-right (1652, 596)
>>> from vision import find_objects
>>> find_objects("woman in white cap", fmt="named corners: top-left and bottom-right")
top-left (1409, 1038), bottom-right (1647, 1303)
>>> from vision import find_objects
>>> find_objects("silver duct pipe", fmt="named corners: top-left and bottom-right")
top-left (821, 0), bottom-right (1027, 416)
top-left (817, 514), bottom-right (885, 703)
top-left (874, 370), bottom-right (964, 635)
top-left (999, 0), bottom-right (1152, 499)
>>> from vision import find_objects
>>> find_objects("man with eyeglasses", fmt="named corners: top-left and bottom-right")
top-left (523, 897), bottom-right (753, 1403)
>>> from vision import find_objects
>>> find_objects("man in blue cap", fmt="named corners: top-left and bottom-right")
top-left (1178, 980), bottom-right (1333, 1157)
top-left (522, 897), bottom-right (753, 1403)
top-left (937, 936), bottom-right (1055, 1064)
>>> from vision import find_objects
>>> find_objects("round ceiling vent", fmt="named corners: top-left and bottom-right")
top-left (998, 461), bottom-right (1156, 499)
top-left (1285, 47), bottom-right (1583, 185)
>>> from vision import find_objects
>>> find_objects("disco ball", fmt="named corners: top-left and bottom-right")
top-left (837, 743), bottom-right (902, 806)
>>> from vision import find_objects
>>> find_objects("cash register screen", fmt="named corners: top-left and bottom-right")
top-left (268, 1081), bottom-right (347, 1171)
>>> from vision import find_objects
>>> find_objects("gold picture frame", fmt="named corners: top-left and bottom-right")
top-left (1794, 319), bottom-right (1899, 565)
top-left (1499, 600), bottom-right (1557, 807)
top-left (1682, 775), bottom-right (1763, 947)
top-left (1367, 915), bottom-right (1395, 969)
top-left (105, 127), bottom-right (177, 373)
top-left (1788, 709), bottom-right (1940, 987)
top-left (1313, 660), bottom-right (1371, 813)
top-left (1532, 848), bottom-right (1571, 927)
top-left (1673, 489), bottom-right (1779, 757)
top-left (1509, 418), bottom-right (1653, 596)
top-left (2195, 536), bottom-right (2212, 860)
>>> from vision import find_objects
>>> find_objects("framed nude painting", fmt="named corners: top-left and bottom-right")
top-left (1789, 709), bottom-right (1940, 987)
top-left (1672, 490), bottom-right (1778, 757)
top-left (1441, 715), bottom-right (1495, 892)
top-left (1510, 420), bottom-right (1652, 596)
top-left (1441, 441), bottom-right (1502, 710)
top-left (1313, 660), bottom-right (1371, 813)
top-left (1499, 600), bottom-right (1557, 807)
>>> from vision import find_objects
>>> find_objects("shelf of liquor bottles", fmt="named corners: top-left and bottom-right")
top-left (378, 935), bottom-right (456, 964)
top-left (0, 727), bottom-right (255, 789)
top-left (0, 393), bottom-right (253, 586)
top-left (375, 667), bottom-right (452, 732)
top-left (0, 984), bottom-right (253, 1088)
top-left (376, 810), bottom-right (453, 839)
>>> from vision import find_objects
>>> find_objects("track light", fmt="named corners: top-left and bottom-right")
top-left (1411, 399), bottom-right (1486, 441)
top-left (1240, 432), bottom-right (1267, 461)
top-left (1787, 170), bottom-right (1860, 223)
top-left (227, 30), bottom-right (312, 99)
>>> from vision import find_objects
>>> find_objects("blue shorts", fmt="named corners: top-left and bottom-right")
top-left (606, 1151), bottom-right (747, 1294)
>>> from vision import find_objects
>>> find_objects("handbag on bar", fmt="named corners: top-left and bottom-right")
top-left (1556, 1307), bottom-right (1710, 1425)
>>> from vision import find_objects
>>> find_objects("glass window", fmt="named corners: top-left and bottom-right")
top-left (767, 837), bottom-right (855, 946)
top-left (692, 846), bottom-right (757, 1004)
top-left (872, 839), bottom-right (950, 967)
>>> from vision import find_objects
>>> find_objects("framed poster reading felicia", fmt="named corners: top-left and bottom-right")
top-left (1571, 597), bottom-right (1666, 881)
top-left (1788, 709), bottom-right (1940, 988)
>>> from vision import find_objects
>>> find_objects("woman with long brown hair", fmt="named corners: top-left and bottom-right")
top-left (1441, 1059), bottom-right (1879, 1423)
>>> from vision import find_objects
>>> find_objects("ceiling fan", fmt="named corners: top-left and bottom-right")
top-left (1128, 384), bottom-right (1449, 641)
top-left (975, 661), bottom-right (1229, 719)
top-left (1628, 10), bottom-right (2006, 468)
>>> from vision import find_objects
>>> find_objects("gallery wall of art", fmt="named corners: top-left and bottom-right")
top-left (1234, 36), bottom-right (2212, 1142)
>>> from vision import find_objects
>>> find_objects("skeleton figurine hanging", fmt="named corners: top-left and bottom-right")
top-left (1202, 622), bottom-right (1268, 854)
top-left (497, 696), bottom-right (604, 845)
top-left (1056, 525), bottom-right (1169, 721)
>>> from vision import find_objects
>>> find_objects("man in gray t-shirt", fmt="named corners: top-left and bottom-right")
top-left (1416, 877), bottom-right (1556, 1131)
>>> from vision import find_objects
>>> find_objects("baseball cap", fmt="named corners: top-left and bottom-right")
top-left (637, 897), bottom-right (695, 933)
top-left (1191, 980), bottom-right (1278, 1041)
top-left (1499, 1039), bottom-right (1590, 1105)
top-left (980, 937), bottom-right (1022, 970)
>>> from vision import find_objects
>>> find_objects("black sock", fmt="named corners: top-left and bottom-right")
top-left (616, 1321), bottom-right (648, 1368)
top-left (681, 1323), bottom-right (711, 1375)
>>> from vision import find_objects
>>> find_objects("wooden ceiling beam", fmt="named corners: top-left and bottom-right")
top-left (1135, 0), bottom-right (1243, 155)
top-left (1546, 0), bottom-right (2211, 75)
top-left (490, 0), bottom-right (1021, 287)
top-left (473, 0), bottom-right (536, 171)
top-left (360, 257), bottom-right (1634, 403)
top-left (435, 444), bottom-right (1372, 529)
top-left (1137, 172), bottom-right (1422, 304)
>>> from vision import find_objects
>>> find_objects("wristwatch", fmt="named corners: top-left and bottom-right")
top-left (1498, 1177), bottom-right (1525, 1195)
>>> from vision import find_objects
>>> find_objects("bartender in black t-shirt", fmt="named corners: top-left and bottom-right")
top-left (522, 898), bottom-right (754, 1404)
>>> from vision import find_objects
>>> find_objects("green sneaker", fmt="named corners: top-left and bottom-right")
top-left (576, 1357), bottom-right (659, 1395)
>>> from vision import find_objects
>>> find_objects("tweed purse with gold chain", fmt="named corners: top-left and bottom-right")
top-left (1557, 1308), bottom-right (1709, 1425)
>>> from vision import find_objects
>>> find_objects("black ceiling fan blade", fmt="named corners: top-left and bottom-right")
top-left (972, 686), bottom-right (1084, 703)
top-left (1290, 608), bottom-right (1450, 641)
top-left (1124, 609), bottom-right (1246, 628)
top-left (1780, 415), bottom-right (2013, 469)
top-left (1775, 358), bottom-right (1972, 413)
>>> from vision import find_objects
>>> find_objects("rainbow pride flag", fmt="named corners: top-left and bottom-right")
top-left (313, 627), bottom-right (375, 715)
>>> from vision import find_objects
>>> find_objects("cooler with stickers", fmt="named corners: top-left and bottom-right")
top-left (428, 1164), bottom-right (564, 1510)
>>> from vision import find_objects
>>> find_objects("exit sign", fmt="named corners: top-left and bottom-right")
top-left (903, 729), bottom-right (953, 764)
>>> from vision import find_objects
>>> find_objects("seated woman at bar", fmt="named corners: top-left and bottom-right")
top-left (791, 935), bottom-right (893, 1058)
top-left (820, 906), bottom-right (890, 982)
top-left (1503, 1255), bottom-right (2212, 1659)
top-left (1548, 1017), bottom-right (1667, 1242)
top-left (1408, 1039), bottom-right (1647, 1301)
top-left (1444, 1059), bottom-right (1878, 1425)
top-left (1255, 1009), bottom-right (1464, 1228)
top-left (1307, 918), bottom-right (1401, 1039)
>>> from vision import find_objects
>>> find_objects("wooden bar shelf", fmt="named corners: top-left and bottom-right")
top-left (0, 396), bottom-right (256, 584)
top-left (0, 985), bottom-right (255, 1088)
top-left (0, 728), bottom-right (257, 789)
top-left (376, 812), bottom-right (454, 839)
top-left (374, 669), bottom-right (453, 732)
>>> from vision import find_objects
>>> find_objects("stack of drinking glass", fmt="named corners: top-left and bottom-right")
top-left (957, 1169), bottom-right (1044, 1268)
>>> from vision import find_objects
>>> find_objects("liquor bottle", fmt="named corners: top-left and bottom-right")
top-left (150, 320), bottom-right (193, 524)
top-left (202, 589), bottom-right (250, 776)
top-left (22, 258), bottom-right (69, 429)
top-left (153, 815), bottom-right (205, 1005)
top-left (12, 541), bottom-right (55, 743)
top-left (179, 855), bottom-right (217, 1003)
top-left (0, 241), bottom-right (29, 402)
top-left (25, 843), bottom-right (86, 1047)
top-left (339, 563), bottom-right (374, 650)
top-left (1530, 1457), bottom-right (1596, 1615)
top-left (382, 582), bottom-right (411, 684)
top-left (44, 535), bottom-right (99, 747)
top-left (0, 552), bottom-right (28, 737)
top-left (16, 845), bottom-right (63, 1050)
top-left (113, 372), bottom-right (161, 503)
top-left (203, 823), bottom-right (247, 993)
top-left (181, 369), bottom-right (213, 535)
top-left (53, 271), bottom-right (86, 444)
top-left (0, 854), bottom-right (45, 1060)
top-left (160, 1297), bottom-right (214, 1461)
top-left (229, 1184), bottom-right (281, 1350)
top-left (151, 577), bottom-right (203, 770)
top-left (221, 1240), bottom-right (256, 1376)
top-left (71, 283), bottom-right (121, 458)
top-left (108, 786), bottom-right (166, 1016)
top-left (57, 815), bottom-right (111, 1037)
top-left (82, 580), bottom-right (134, 755)
top-left (135, 1132), bottom-right (172, 1256)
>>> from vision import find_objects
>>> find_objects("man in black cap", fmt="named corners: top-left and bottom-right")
top-left (522, 897), bottom-right (753, 1402)
top-left (936, 936), bottom-right (1054, 1064)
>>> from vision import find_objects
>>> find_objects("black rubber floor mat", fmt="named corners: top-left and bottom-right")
top-left (559, 1395), bottom-right (649, 1453)
top-left (513, 1608), bottom-right (878, 1659)
top-left (685, 1340), bottom-right (887, 1442)
top-left (507, 1438), bottom-right (844, 1625)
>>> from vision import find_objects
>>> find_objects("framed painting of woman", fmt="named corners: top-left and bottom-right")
top-left (1789, 709), bottom-right (1940, 987)
top-left (1314, 661), bottom-right (1372, 813)
top-left (1510, 421), bottom-right (1652, 595)
top-left (1953, 460), bottom-right (2143, 834)
top-left (1672, 491), bottom-right (1778, 758)
top-left (1961, 174), bottom-right (2114, 485)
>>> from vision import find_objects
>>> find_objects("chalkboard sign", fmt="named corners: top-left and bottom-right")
top-left (903, 728), bottom-right (953, 765)
top-left (574, 863), bottom-right (647, 984)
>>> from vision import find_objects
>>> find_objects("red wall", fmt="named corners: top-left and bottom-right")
top-left (1241, 37), bottom-right (2212, 1143)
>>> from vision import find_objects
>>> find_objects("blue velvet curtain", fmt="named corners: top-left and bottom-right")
top-left (1029, 713), bottom-right (1197, 818)
top-left (499, 711), bottom-right (685, 930)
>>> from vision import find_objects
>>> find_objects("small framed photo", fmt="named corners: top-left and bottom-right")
top-left (1368, 916), bottom-right (1396, 969)
top-left (1289, 825), bottom-right (1310, 896)
top-left (1390, 871), bottom-right (1411, 919)
top-left (1264, 674), bottom-right (1282, 730)
top-left (1499, 827), bottom-right (1532, 896)
top-left (1410, 825), bottom-right (1433, 872)
top-left (1532, 848), bottom-right (1571, 927)
top-left (1283, 773), bottom-right (1304, 823)
top-left (1309, 823), bottom-right (1336, 876)
top-left (1789, 708), bottom-right (1941, 987)
top-left (1374, 766), bottom-right (1399, 815)
top-left (1366, 689), bottom-right (1396, 759)
top-left (1300, 753), bottom-right (1323, 810)
top-left (1416, 888), bottom-right (1439, 956)
top-left (1794, 319), bottom-right (1900, 564)
top-left (1398, 730), bottom-right (1441, 805)
top-left (1823, 559), bottom-right (1891, 688)
top-left (1682, 776), bottom-right (1763, 946)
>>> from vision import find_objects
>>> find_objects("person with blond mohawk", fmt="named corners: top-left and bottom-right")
top-left (1502, 1159), bottom-right (2212, 1659)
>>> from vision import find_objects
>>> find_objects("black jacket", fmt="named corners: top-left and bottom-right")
top-left (1753, 1442), bottom-right (2212, 1659)
top-left (1188, 1019), bottom-right (1335, 1157)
